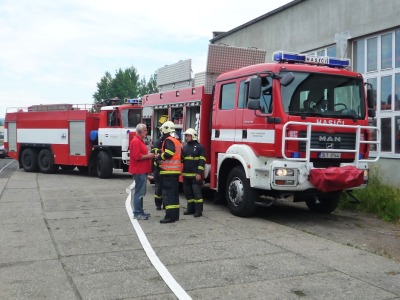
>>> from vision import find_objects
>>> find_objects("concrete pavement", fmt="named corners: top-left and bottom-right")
top-left (0, 166), bottom-right (399, 299)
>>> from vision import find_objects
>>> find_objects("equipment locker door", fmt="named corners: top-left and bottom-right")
top-left (69, 121), bottom-right (85, 156)
top-left (7, 122), bottom-right (17, 152)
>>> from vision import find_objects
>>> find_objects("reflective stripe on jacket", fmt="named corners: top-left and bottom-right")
top-left (181, 140), bottom-right (206, 178)
top-left (160, 136), bottom-right (182, 175)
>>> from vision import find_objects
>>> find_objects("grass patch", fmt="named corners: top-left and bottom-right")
top-left (340, 166), bottom-right (400, 224)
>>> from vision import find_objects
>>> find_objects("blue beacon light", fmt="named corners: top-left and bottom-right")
top-left (127, 98), bottom-right (141, 104)
top-left (273, 51), bottom-right (350, 68)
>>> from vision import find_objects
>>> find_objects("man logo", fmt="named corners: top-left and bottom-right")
top-left (326, 143), bottom-right (334, 149)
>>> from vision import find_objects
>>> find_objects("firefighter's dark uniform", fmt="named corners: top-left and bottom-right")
top-left (150, 137), bottom-right (163, 210)
top-left (182, 139), bottom-right (206, 217)
top-left (159, 134), bottom-right (182, 223)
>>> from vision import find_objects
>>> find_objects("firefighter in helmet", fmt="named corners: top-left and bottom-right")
top-left (182, 128), bottom-right (206, 217)
top-left (150, 126), bottom-right (164, 210)
top-left (157, 121), bottom-right (182, 223)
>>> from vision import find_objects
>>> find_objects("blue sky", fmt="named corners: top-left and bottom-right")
top-left (0, 0), bottom-right (293, 118)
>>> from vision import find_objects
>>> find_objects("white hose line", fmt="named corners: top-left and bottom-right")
top-left (125, 181), bottom-right (192, 300)
top-left (0, 159), bottom-right (16, 173)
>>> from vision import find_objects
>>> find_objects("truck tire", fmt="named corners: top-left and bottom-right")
top-left (226, 166), bottom-right (257, 217)
top-left (305, 192), bottom-right (340, 214)
top-left (38, 149), bottom-right (57, 173)
top-left (96, 151), bottom-right (113, 179)
top-left (21, 148), bottom-right (39, 172)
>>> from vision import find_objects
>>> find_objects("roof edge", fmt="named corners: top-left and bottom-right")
top-left (210, 0), bottom-right (305, 43)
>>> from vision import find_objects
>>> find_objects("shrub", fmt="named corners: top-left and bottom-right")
top-left (340, 166), bottom-right (400, 223)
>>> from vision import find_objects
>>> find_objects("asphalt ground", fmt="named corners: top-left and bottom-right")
top-left (0, 161), bottom-right (399, 299)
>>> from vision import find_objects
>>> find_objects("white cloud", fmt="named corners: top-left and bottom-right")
top-left (0, 0), bottom-right (293, 118)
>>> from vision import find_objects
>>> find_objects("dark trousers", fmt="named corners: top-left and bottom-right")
top-left (183, 177), bottom-right (203, 214)
top-left (154, 169), bottom-right (163, 208)
top-left (161, 175), bottom-right (180, 220)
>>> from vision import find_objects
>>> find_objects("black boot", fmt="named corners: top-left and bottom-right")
top-left (194, 211), bottom-right (202, 217)
top-left (160, 218), bottom-right (175, 223)
top-left (183, 202), bottom-right (195, 215)
top-left (194, 202), bottom-right (203, 218)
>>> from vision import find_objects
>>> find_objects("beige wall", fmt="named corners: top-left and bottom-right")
top-left (212, 0), bottom-right (400, 60)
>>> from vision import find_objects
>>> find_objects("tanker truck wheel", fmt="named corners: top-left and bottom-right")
top-left (38, 149), bottom-right (57, 173)
top-left (226, 166), bottom-right (257, 217)
top-left (305, 192), bottom-right (340, 214)
top-left (96, 151), bottom-right (113, 179)
top-left (21, 148), bottom-right (39, 172)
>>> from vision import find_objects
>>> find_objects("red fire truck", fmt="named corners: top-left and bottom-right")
top-left (142, 45), bottom-right (380, 217)
top-left (4, 98), bottom-right (142, 178)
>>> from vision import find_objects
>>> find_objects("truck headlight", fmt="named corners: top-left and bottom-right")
top-left (275, 168), bottom-right (295, 177)
top-left (273, 168), bottom-right (298, 186)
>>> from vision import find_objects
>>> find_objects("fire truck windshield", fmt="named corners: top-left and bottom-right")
top-left (281, 71), bottom-right (366, 119)
top-left (122, 108), bottom-right (142, 128)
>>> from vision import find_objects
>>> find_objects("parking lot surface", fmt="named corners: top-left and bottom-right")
top-left (0, 164), bottom-right (399, 299)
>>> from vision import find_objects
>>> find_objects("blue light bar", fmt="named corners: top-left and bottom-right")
top-left (273, 51), bottom-right (350, 69)
top-left (273, 51), bottom-right (306, 63)
top-left (127, 98), bottom-right (141, 105)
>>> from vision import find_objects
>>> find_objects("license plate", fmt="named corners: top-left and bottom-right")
top-left (318, 152), bottom-right (341, 158)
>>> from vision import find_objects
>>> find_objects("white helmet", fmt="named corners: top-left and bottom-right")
top-left (184, 128), bottom-right (198, 141)
top-left (160, 121), bottom-right (175, 134)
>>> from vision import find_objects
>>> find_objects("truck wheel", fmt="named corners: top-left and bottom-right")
top-left (21, 148), bottom-right (39, 172)
top-left (306, 192), bottom-right (340, 214)
top-left (38, 149), bottom-right (57, 173)
top-left (226, 166), bottom-right (257, 217)
top-left (97, 151), bottom-right (113, 179)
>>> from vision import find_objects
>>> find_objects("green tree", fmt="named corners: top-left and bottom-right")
top-left (139, 74), bottom-right (158, 96)
top-left (93, 67), bottom-right (158, 104)
top-left (111, 67), bottom-right (140, 100)
top-left (93, 72), bottom-right (113, 104)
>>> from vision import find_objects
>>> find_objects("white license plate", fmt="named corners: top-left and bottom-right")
top-left (318, 152), bottom-right (341, 158)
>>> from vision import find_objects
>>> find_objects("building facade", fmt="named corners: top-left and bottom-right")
top-left (210, 0), bottom-right (400, 186)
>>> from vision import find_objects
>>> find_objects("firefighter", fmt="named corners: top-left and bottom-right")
top-left (150, 128), bottom-right (164, 210)
top-left (157, 121), bottom-right (182, 223)
top-left (181, 128), bottom-right (206, 217)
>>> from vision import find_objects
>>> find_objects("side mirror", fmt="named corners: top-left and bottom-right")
top-left (367, 89), bottom-right (374, 108)
top-left (368, 108), bottom-right (376, 118)
top-left (247, 99), bottom-right (261, 111)
top-left (249, 77), bottom-right (262, 99)
top-left (280, 72), bottom-right (295, 87)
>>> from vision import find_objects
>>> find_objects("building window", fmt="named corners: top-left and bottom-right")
top-left (367, 37), bottom-right (378, 72)
top-left (327, 45), bottom-right (336, 57)
top-left (395, 73), bottom-right (400, 111)
top-left (306, 45), bottom-right (337, 58)
top-left (354, 40), bottom-right (365, 73)
top-left (396, 116), bottom-right (400, 153)
top-left (381, 118), bottom-right (392, 152)
top-left (381, 33), bottom-right (392, 70)
top-left (381, 75), bottom-right (392, 111)
top-left (355, 28), bottom-right (400, 157)
top-left (395, 29), bottom-right (400, 68)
